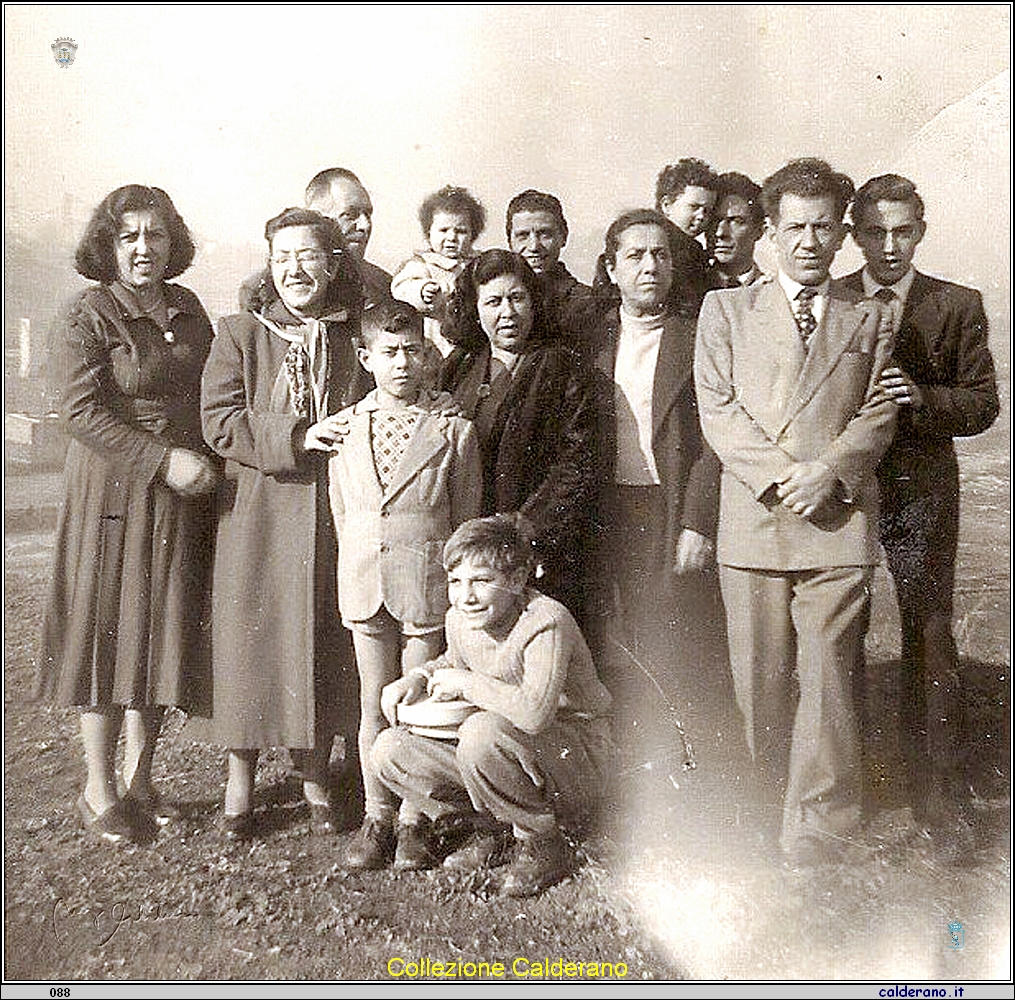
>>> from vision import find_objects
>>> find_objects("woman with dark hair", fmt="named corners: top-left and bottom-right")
top-left (196, 207), bottom-right (371, 838)
top-left (439, 249), bottom-right (601, 623)
top-left (587, 208), bottom-right (725, 709)
top-left (36, 185), bottom-right (219, 843)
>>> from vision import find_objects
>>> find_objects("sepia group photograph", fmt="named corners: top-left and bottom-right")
top-left (4, 4), bottom-right (1011, 993)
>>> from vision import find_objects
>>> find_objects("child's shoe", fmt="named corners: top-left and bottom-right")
top-left (344, 816), bottom-right (395, 869)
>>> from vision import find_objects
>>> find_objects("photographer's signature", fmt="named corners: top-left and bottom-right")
top-left (52, 897), bottom-right (204, 946)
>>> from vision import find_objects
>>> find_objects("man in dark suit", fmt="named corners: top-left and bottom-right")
top-left (695, 159), bottom-right (897, 866)
top-left (843, 174), bottom-right (999, 857)
top-left (506, 189), bottom-right (599, 353)
top-left (707, 172), bottom-right (766, 289)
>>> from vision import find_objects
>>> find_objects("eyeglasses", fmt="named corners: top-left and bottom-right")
top-left (270, 249), bottom-right (331, 267)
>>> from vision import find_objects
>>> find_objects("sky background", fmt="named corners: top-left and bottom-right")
top-left (4, 5), bottom-right (1011, 319)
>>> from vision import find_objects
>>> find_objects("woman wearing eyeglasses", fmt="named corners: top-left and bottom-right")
top-left (196, 208), bottom-right (372, 838)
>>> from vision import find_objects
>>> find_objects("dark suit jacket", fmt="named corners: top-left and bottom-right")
top-left (839, 270), bottom-right (999, 474)
top-left (592, 307), bottom-right (720, 566)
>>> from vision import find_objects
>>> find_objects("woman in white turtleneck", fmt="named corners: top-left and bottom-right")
top-left (589, 209), bottom-right (724, 690)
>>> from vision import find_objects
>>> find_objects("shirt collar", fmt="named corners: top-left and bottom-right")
top-left (778, 271), bottom-right (830, 303)
top-left (862, 265), bottom-right (915, 303)
top-left (354, 387), bottom-right (430, 413)
top-left (109, 280), bottom-right (192, 322)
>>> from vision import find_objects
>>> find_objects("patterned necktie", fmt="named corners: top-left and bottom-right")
top-left (874, 286), bottom-right (899, 333)
top-left (795, 286), bottom-right (818, 346)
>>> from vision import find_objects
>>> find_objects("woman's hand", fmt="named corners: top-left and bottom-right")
top-left (304, 414), bottom-right (350, 452)
top-left (161, 448), bottom-right (218, 496)
top-left (380, 673), bottom-right (428, 727)
top-left (427, 668), bottom-right (472, 703)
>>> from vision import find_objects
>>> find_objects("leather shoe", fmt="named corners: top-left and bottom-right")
top-left (220, 810), bottom-right (256, 841)
top-left (394, 821), bottom-right (435, 871)
top-left (123, 790), bottom-right (181, 827)
top-left (500, 832), bottom-right (574, 897)
top-left (308, 801), bottom-right (338, 836)
top-left (344, 816), bottom-right (395, 870)
top-left (444, 828), bottom-right (514, 872)
top-left (77, 794), bottom-right (141, 844)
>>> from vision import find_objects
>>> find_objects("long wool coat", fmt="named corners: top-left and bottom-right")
top-left (439, 342), bottom-right (602, 620)
top-left (36, 281), bottom-right (216, 709)
top-left (193, 300), bottom-right (372, 748)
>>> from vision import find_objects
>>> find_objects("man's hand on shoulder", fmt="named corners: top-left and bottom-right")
top-left (873, 365), bottom-right (924, 408)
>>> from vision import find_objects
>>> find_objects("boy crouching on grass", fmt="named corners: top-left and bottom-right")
top-left (374, 514), bottom-right (614, 897)
top-left (328, 300), bottom-right (482, 869)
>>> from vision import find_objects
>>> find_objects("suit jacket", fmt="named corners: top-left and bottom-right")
top-left (838, 269), bottom-right (999, 475)
top-left (592, 307), bottom-right (720, 561)
top-left (694, 277), bottom-right (897, 570)
top-left (328, 390), bottom-right (482, 624)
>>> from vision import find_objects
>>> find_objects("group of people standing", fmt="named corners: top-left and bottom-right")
top-left (34, 153), bottom-right (998, 893)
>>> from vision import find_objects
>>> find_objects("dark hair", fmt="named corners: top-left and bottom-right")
top-left (253, 207), bottom-right (362, 317)
top-left (418, 185), bottom-right (486, 240)
top-left (264, 206), bottom-right (346, 253)
top-left (591, 209), bottom-right (692, 315)
top-left (714, 171), bottom-right (765, 227)
top-left (852, 173), bottom-right (925, 226)
top-left (75, 185), bottom-right (195, 284)
top-left (760, 158), bottom-right (855, 223)
top-left (304, 167), bottom-right (364, 205)
top-left (655, 158), bottom-right (719, 211)
top-left (505, 189), bottom-right (568, 241)
top-left (444, 249), bottom-right (551, 351)
top-left (443, 514), bottom-right (537, 577)
top-left (359, 298), bottom-right (424, 348)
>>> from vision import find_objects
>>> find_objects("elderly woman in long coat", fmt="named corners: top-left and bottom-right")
top-left (196, 207), bottom-right (371, 838)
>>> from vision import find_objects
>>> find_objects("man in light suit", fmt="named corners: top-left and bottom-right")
top-left (695, 159), bottom-right (897, 865)
top-left (842, 174), bottom-right (999, 858)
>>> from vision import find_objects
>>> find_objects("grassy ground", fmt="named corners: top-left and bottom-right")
top-left (4, 426), bottom-right (1010, 982)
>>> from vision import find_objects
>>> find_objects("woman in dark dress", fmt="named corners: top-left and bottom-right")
top-left (439, 250), bottom-right (601, 625)
top-left (36, 185), bottom-right (219, 842)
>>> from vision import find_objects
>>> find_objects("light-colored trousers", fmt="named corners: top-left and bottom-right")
top-left (719, 564), bottom-right (869, 854)
top-left (372, 710), bottom-right (612, 837)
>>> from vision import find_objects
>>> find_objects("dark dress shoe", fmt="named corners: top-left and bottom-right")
top-left (344, 816), bottom-right (395, 870)
top-left (444, 828), bottom-right (514, 872)
top-left (308, 802), bottom-right (338, 836)
top-left (220, 811), bottom-right (256, 841)
top-left (394, 821), bottom-right (436, 871)
top-left (500, 832), bottom-right (574, 897)
top-left (123, 791), bottom-right (182, 827)
top-left (77, 795), bottom-right (140, 844)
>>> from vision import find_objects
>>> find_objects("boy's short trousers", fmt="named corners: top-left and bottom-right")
top-left (343, 604), bottom-right (444, 638)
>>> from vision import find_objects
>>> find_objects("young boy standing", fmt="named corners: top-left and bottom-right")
top-left (327, 300), bottom-right (482, 868)
top-left (374, 515), bottom-right (614, 896)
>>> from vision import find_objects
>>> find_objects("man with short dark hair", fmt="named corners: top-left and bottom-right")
top-left (506, 189), bottom-right (598, 351)
top-left (695, 158), bottom-right (897, 866)
top-left (842, 174), bottom-right (999, 858)
top-left (655, 158), bottom-right (720, 313)
top-left (707, 172), bottom-right (766, 288)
